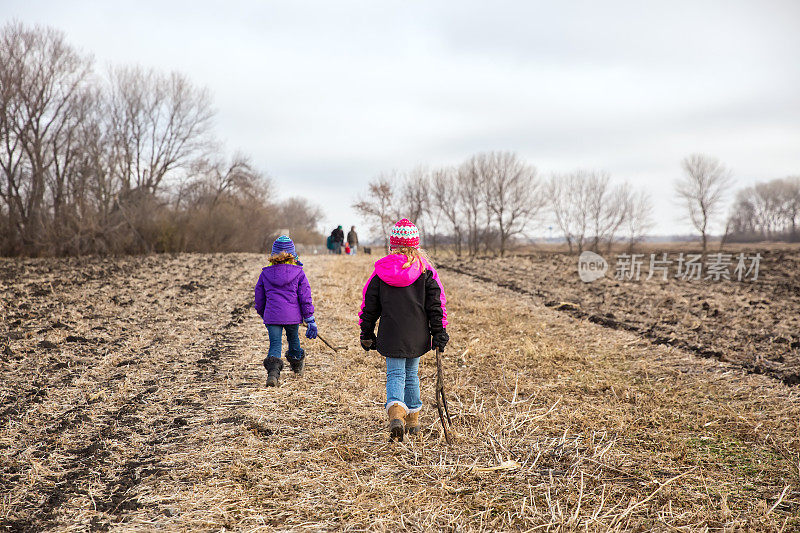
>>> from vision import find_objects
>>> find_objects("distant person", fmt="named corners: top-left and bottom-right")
top-left (254, 236), bottom-right (318, 387)
top-left (347, 226), bottom-right (359, 255)
top-left (358, 218), bottom-right (449, 442)
top-left (331, 225), bottom-right (344, 254)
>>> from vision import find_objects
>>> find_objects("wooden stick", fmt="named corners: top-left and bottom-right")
top-left (302, 323), bottom-right (339, 353)
top-left (316, 333), bottom-right (340, 353)
top-left (435, 347), bottom-right (454, 445)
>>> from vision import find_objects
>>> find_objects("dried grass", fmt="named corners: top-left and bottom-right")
top-left (1, 253), bottom-right (798, 531)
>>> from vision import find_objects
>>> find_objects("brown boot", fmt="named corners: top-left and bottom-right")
top-left (405, 410), bottom-right (420, 436)
top-left (387, 404), bottom-right (407, 442)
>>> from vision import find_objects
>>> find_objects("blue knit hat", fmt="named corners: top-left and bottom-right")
top-left (272, 235), bottom-right (296, 256)
top-left (271, 236), bottom-right (302, 265)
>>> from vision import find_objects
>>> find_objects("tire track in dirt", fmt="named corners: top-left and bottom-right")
top-left (0, 254), bottom-right (272, 531)
top-left (82, 256), bottom-right (271, 530)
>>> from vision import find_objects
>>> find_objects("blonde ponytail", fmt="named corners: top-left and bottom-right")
top-left (390, 247), bottom-right (434, 271)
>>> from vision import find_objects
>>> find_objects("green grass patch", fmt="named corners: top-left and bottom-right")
top-left (686, 434), bottom-right (783, 480)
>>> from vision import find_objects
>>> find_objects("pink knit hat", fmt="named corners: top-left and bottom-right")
top-left (389, 218), bottom-right (420, 249)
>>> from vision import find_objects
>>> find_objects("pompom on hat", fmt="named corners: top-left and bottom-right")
top-left (389, 219), bottom-right (420, 249)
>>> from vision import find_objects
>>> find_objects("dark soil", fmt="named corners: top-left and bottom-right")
top-left (0, 254), bottom-right (256, 531)
top-left (439, 247), bottom-right (800, 385)
top-left (1, 252), bottom-right (798, 530)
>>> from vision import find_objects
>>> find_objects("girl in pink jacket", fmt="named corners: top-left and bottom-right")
top-left (358, 219), bottom-right (449, 441)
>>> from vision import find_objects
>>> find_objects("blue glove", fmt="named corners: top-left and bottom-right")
top-left (305, 318), bottom-right (318, 339)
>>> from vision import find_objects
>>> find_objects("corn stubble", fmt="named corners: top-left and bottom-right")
top-left (0, 253), bottom-right (798, 531)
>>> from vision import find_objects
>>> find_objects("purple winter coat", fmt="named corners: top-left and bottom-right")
top-left (254, 264), bottom-right (315, 325)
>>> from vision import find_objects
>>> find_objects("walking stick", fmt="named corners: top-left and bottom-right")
top-left (302, 323), bottom-right (340, 353)
top-left (315, 333), bottom-right (340, 353)
top-left (435, 347), bottom-right (454, 445)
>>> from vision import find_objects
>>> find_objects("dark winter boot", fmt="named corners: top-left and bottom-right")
top-left (263, 357), bottom-right (284, 387)
top-left (286, 348), bottom-right (305, 376)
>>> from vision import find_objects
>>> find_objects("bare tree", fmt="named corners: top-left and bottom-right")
top-left (622, 187), bottom-right (654, 252)
top-left (547, 172), bottom-right (591, 254)
top-left (458, 156), bottom-right (489, 256)
top-left (181, 153), bottom-right (264, 209)
top-left (727, 188), bottom-right (757, 238)
top-left (73, 91), bottom-right (127, 253)
top-left (107, 66), bottom-right (213, 195)
top-left (352, 175), bottom-right (397, 252)
top-left (423, 171), bottom-right (443, 254)
top-left (0, 21), bottom-right (326, 256)
top-left (726, 176), bottom-right (800, 242)
top-left (585, 171), bottom-right (627, 252)
top-left (785, 176), bottom-right (800, 241)
top-left (477, 151), bottom-right (544, 256)
top-left (398, 166), bottom-right (429, 235)
top-left (278, 197), bottom-right (324, 235)
top-left (753, 180), bottom-right (786, 238)
top-left (546, 175), bottom-right (572, 252)
top-left (0, 22), bottom-right (92, 253)
top-left (431, 166), bottom-right (463, 255)
top-left (44, 87), bottom-right (95, 253)
top-left (675, 154), bottom-right (733, 253)
top-left (547, 171), bottom-right (636, 254)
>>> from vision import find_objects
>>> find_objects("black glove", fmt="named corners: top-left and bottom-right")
top-left (360, 331), bottom-right (376, 351)
top-left (432, 330), bottom-right (449, 352)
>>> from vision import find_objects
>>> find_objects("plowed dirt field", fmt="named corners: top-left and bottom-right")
top-left (1, 254), bottom-right (798, 531)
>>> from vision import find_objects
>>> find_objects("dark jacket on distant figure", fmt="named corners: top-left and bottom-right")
top-left (359, 254), bottom-right (448, 358)
top-left (331, 228), bottom-right (344, 245)
top-left (347, 230), bottom-right (358, 246)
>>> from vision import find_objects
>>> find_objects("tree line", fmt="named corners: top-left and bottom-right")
top-left (672, 154), bottom-right (799, 248)
top-left (353, 151), bottom-right (655, 256)
top-left (726, 176), bottom-right (800, 243)
top-left (356, 150), bottom-right (799, 256)
top-left (0, 22), bottom-right (323, 256)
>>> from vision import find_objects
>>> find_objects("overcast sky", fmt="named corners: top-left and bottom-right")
top-left (5, 0), bottom-right (800, 239)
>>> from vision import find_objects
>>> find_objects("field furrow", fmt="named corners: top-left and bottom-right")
top-left (1, 254), bottom-right (799, 531)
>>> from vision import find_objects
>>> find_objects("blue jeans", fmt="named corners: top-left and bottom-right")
top-left (385, 357), bottom-right (421, 413)
top-left (266, 324), bottom-right (304, 360)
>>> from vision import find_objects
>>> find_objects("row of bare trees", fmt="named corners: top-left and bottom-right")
top-left (726, 176), bottom-right (800, 242)
top-left (546, 170), bottom-right (655, 254)
top-left (353, 151), bottom-right (655, 256)
top-left (353, 152), bottom-right (545, 256)
top-left (0, 22), bottom-right (322, 256)
top-left (356, 149), bottom-right (799, 256)
top-left (673, 153), bottom-right (800, 247)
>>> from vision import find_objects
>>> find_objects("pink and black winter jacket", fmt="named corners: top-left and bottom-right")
top-left (359, 254), bottom-right (448, 358)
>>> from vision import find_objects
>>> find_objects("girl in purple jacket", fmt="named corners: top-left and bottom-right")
top-left (359, 219), bottom-right (449, 441)
top-left (254, 236), bottom-right (318, 387)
